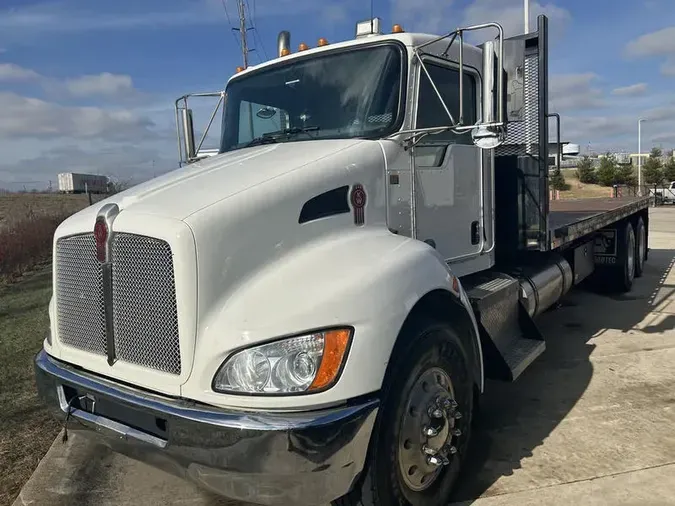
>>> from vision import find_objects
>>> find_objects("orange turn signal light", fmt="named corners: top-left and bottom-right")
top-left (309, 329), bottom-right (352, 391)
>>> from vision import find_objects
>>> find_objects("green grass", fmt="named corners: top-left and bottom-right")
top-left (0, 267), bottom-right (60, 506)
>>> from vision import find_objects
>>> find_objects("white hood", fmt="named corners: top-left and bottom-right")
top-left (93, 139), bottom-right (366, 221)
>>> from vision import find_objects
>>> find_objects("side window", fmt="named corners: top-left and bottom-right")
top-left (416, 62), bottom-right (477, 147)
top-left (238, 101), bottom-right (288, 144)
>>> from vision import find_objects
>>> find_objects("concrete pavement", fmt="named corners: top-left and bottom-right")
top-left (13, 208), bottom-right (675, 506)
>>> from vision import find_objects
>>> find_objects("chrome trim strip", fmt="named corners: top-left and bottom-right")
top-left (102, 263), bottom-right (116, 365)
top-left (36, 350), bottom-right (379, 432)
top-left (95, 203), bottom-right (120, 364)
top-left (56, 385), bottom-right (167, 448)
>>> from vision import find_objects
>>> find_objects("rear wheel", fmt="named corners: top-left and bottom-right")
top-left (614, 221), bottom-right (636, 292)
top-left (634, 217), bottom-right (646, 278)
top-left (334, 319), bottom-right (474, 506)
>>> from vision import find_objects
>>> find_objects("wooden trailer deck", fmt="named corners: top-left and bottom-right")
top-left (548, 196), bottom-right (650, 249)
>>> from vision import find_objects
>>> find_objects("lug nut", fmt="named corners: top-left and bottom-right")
top-left (444, 445), bottom-right (458, 455)
top-left (423, 425), bottom-right (439, 437)
top-left (428, 407), bottom-right (443, 419)
top-left (451, 428), bottom-right (462, 437)
top-left (422, 444), bottom-right (437, 456)
top-left (439, 398), bottom-right (458, 411)
top-left (453, 411), bottom-right (462, 420)
top-left (427, 454), bottom-right (449, 466)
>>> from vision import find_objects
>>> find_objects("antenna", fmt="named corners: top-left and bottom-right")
top-left (370, 0), bottom-right (374, 34)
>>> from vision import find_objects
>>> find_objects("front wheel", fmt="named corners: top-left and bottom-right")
top-left (335, 319), bottom-right (474, 506)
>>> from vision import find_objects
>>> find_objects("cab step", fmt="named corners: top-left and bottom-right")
top-left (464, 271), bottom-right (545, 382)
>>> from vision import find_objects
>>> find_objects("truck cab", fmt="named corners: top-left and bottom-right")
top-left (34, 14), bottom-right (649, 506)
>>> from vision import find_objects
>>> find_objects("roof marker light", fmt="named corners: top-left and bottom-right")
top-left (318, 38), bottom-right (329, 46)
top-left (392, 24), bottom-right (404, 33)
top-left (298, 42), bottom-right (309, 51)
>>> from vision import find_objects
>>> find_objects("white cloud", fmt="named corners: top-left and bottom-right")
top-left (0, 91), bottom-right (157, 141)
top-left (61, 73), bottom-right (136, 98)
top-left (625, 26), bottom-right (675, 58)
top-left (0, 144), bottom-right (176, 190)
top-left (391, 0), bottom-right (455, 33)
top-left (0, 62), bottom-right (139, 100)
top-left (0, 62), bottom-right (41, 82)
top-left (612, 83), bottom-right (648, 97)
top-left (462, 0), bottom-right (571, 39)
top-left (550, 73), bottom-right (605, 111)
top-left (661, 59), bottom-right (675, 76)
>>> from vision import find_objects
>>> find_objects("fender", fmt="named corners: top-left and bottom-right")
top-left (182, 227), bottom-right (484, 410)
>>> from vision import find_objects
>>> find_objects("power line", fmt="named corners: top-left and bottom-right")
top-left (221, 0), bottom-right (243, 51)
top-left (245, 0), bottom-right (268, 62)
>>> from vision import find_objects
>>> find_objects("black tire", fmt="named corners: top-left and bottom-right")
top-left (613, 221), bottom-right (636, 292)
top-left (334, 318), bottom-right (474, 506)
top-left (634, 217), bottom-right (646, 278)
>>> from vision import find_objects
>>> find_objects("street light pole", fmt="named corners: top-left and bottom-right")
top-left (638, 118), bottom-right (646, 196)
top-left (524, 0), bottom-right (530, 33)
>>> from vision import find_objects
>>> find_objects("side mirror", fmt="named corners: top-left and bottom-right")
top-left (181, 108), bottom-right (196, 161)
top-left (472, 40), bottom-right (505, 149)
top-left (175, 91), bottom-right (225, 167)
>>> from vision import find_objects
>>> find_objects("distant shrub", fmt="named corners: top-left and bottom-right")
top-left (0, 210), bottom-right (69, 281)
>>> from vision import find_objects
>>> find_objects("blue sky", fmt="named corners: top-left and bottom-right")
top-left (1, 0), bottom-right (675, 189)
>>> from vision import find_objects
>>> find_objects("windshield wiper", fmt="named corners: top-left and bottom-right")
top-left (244, 126), bottom-right (320, 148)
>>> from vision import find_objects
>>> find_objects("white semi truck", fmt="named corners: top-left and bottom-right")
top-left (35, 15), bottom-right (650, 506)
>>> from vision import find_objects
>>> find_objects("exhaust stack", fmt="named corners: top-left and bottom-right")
top-left (277, 31), bottom-right (291, 57)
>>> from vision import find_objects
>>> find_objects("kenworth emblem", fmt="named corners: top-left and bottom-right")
top-left (350, 183), bottom-right (366, 226)
top-left (95, 203), bottom-right (120, 365)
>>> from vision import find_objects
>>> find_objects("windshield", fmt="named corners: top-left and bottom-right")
top-left (220, 44), bottom-right (403, 153)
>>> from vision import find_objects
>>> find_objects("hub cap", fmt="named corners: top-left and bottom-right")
top-left (398, 367), bottom-right (461, 492)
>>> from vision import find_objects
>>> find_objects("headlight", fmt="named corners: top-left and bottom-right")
top-left (212, 328), bottom-right (352, 394)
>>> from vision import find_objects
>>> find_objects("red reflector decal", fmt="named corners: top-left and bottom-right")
top-left (350, 184), bottom-right (366, 226)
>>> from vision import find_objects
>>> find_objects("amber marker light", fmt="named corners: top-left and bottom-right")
top-left (318, 37), bottom-right (329, 46)
top-left (392, 24), bottom-right (404, 33)
top-left (309, 328), bottom-right (352, 391)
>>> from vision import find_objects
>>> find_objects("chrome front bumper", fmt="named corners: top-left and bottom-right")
top-left (34, 349), bottom-right (379, 505)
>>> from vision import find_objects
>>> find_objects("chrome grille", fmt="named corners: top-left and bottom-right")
top-left (55, 235), bottom-right (106, 355)
top-left (111, 234), bottom-right (180, 375)
top-left (54, 232), bottom-right (181, 375)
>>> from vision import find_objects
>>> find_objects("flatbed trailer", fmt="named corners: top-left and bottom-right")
top-left (549, 196), bottom-right (650, 249)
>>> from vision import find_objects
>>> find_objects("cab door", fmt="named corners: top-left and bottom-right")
top-left (412, 58), bottom-right (484, 263)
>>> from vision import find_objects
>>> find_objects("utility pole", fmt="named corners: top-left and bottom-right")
top-left (235, 0), bottom-right (255, 138)
top-left (236, 0), bottom-right (249, 68)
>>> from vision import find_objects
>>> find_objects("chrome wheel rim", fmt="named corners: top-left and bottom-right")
top-left (397, 367), bottom-right (461, 492)
top-left (637, 224), bottom-right (645, 269)
top-left (627, 226), bottom-right (636, 281)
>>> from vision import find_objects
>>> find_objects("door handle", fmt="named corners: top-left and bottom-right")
top-left (471, 221), bottom-right (480, 245)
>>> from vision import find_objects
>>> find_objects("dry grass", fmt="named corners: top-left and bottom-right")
top-left (0, 194), bottom-right (105, 281)
top-left (0, 268), bottom-right (61, 506)
top-left (0, 193), bottom-right (94, 227)
top-left (556, 169), bottom-right (615, 200)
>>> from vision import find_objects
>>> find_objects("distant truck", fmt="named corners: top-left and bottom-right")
top-left (653, 181), bottom-right (675, 204)
top-left (57, 173), bottom-right (108, 194)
